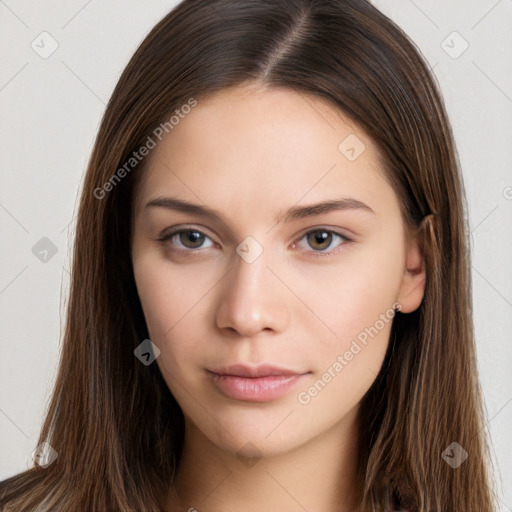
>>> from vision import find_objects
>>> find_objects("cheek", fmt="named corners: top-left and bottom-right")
top-left (132, 250), bottom-right (217, 384)
top-left (294, 266), bottom-right (399, 420)
top-left (296, 232), bottom-right (404, 347)
top-left (133, 248), bottom-right (215, 337)
top-left (293, 232), bottom-right (403, 402)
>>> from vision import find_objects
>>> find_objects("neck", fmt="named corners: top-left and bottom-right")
top-left (164, 406), bottom-right (362, 512)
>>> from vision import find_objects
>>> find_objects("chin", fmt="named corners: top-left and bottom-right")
top-left (192, 405), bottom-right (314, 458)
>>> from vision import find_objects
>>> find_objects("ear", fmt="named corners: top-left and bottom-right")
top-left (396, 235), bottom-right (426, 314)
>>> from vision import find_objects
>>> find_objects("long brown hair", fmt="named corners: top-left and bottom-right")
top-left (0, 0), bottom-right (497, 510)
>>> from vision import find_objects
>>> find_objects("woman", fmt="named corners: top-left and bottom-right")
top-left (0, 0), bottom-right (497, 510)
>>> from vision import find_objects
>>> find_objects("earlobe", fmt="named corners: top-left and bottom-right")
top-left (396, 237), bottom-right (426, 314)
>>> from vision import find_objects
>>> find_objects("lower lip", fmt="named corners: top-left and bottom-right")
top-left (208, 372), bottom-right (307, 402)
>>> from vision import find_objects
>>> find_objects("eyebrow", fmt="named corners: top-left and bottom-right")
top-left (144, 196), bottom-right (375, 224)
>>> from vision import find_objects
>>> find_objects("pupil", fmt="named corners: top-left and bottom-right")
top-left (310, 231), bottom-right (331, 250)
top-left (182, 231), bottom-right (203, 247)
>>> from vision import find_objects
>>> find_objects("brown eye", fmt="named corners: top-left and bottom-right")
top-left (295, 228), bottom-right (351, 257)
top-left (157, 227), bottom-right (215, 252)
top-left (178, 230), bottom-right (205, 249)
top-left (306, 230), bottom-right (333, 251)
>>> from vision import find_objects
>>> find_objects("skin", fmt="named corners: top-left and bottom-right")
top-left (131, 82), bottom-right (426, 512)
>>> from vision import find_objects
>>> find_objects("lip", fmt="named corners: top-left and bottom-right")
top-left (207, 364), bottom-right (310, 402)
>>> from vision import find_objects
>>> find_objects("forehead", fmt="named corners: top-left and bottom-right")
top-left (134, 84), bottom-right (395, 220)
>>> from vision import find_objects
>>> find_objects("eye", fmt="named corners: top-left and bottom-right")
top-left (156, 227), bottom-right (215, 253)
top-left (294, 228), bottom-right (351, 257)
top-left (156, 226), bottom-right (352, 257)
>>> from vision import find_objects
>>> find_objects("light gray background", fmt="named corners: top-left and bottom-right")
top-left (1, 0), bottom-right (511, 508)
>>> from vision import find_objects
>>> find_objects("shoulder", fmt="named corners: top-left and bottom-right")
top-left (0, 469), bottom-right (52, 512)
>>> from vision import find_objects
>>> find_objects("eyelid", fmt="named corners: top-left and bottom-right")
top-left (156, 225), bottom-right (217, 250)
top-left (295, 225), bottom-right (352, 241)
top-left (293, 226), bottom-right (352, 256)
top-left (156, 224), bottom-right (352, 256)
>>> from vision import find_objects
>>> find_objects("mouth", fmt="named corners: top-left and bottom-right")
top-left (206, 364), bottom-right (310, 402)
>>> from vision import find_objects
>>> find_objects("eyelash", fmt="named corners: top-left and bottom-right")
top-left (156, 225), bottom-right (352, 258)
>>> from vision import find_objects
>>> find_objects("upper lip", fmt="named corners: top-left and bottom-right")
top-left (208, 364), bottom-right (306, 378)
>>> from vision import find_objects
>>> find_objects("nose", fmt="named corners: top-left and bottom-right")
top-left (215, 247), bottom-right (290, 338)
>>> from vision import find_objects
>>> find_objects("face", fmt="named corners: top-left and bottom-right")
top-left (131, 83), bottom-right (425, 458)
